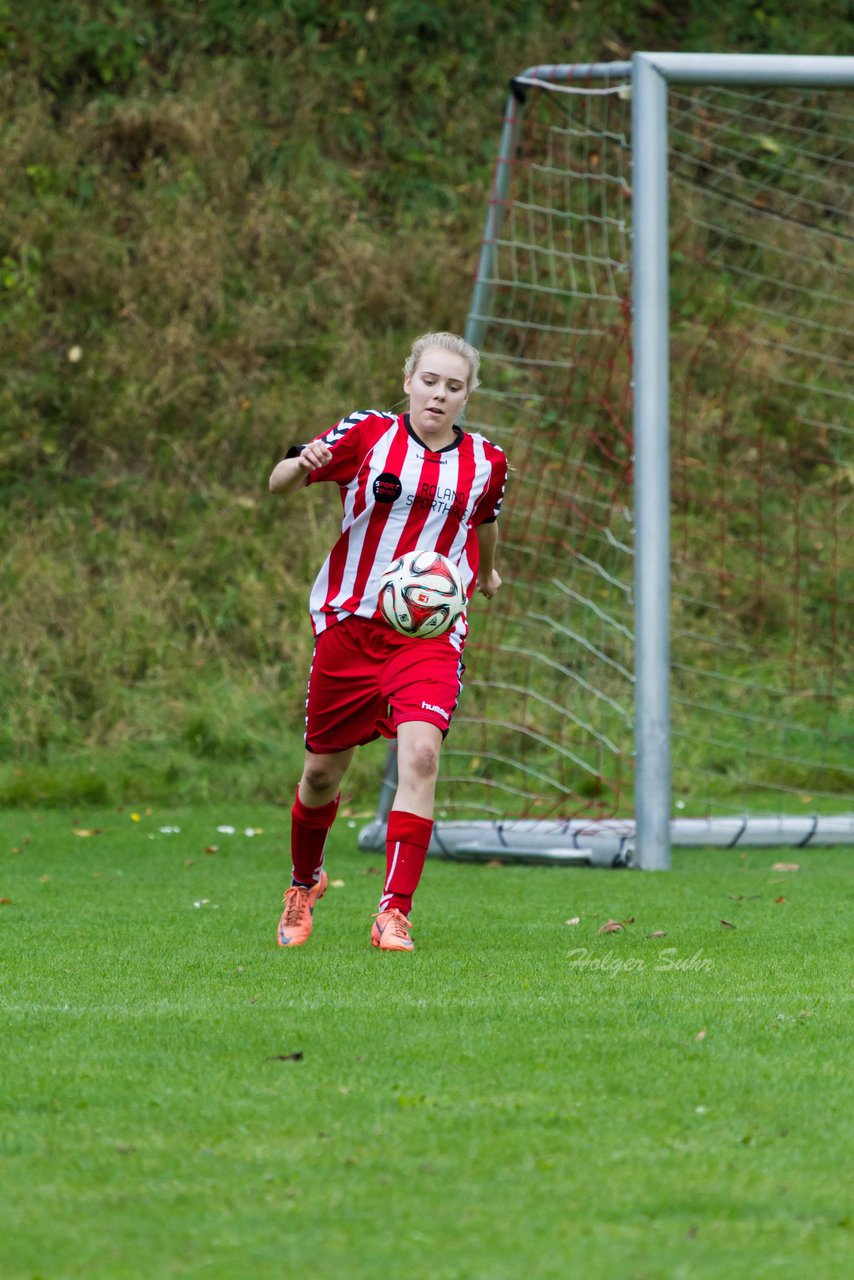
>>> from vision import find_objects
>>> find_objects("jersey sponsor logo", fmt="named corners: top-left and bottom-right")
top-left (421, 701), bottom-right (450, 720)
top-left (406, 480), bottom-right (467, 520)
top-left (373, 472), bottom-right (402, 504)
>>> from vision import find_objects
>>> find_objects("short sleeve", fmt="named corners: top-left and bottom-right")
top-left (304, 411), bottom-right (367, 488)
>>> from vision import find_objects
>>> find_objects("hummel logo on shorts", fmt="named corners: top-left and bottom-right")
top-left (421, 701), bottom-right (450, 720)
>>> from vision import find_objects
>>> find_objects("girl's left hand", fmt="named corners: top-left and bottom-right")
top-left (476, 569), bottom-right (502, 599)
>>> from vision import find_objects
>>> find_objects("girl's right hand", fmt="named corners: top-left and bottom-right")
top-left (298, 441), bottom-right (333, 471)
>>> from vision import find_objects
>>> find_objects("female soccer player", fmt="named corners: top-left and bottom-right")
top-left (269, 332), bottom-right (508, 951)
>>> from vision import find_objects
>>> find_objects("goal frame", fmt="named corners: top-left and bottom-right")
top-left (628, 54), bottom-right (854, 868)
top-left (361, 53), bottom-right (854, 870)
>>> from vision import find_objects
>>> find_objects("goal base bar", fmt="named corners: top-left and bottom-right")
top-left (358, 815), bottom-right (854, 869)
top-left (357, 818), bottom-right (617, 868)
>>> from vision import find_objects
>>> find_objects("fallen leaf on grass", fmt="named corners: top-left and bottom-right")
top-left (267, 1052), bottom-right (304, 1062)
top-left (774, 896), bottom-right (787, 905)
top-left (772, 862), bottom-right (800, 872)
top-left (565, 917), bottom-right (581, 926)
top-left (695, 1028), bottom-right (707, 1041)
top-left (362, 866), bottom-right (382, 876)
top-left (720, 919), bottom-right (736, 928)
top-left (598, 916), bottom-right (635, 933)
top-left (330, 879), bottom-right (346, 888)
top-left (72, 828), bottom-right (101, 837)
top-left (648, 930), bottom-right (667, 938)
top-left (0, 897), bottom-right (12, 905)
top-left (205, 845), bottom-right (218, 855)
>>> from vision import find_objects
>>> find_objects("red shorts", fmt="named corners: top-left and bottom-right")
top-left (304, 616), bottom-right (464, 754)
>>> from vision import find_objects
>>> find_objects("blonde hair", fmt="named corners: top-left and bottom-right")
top-left (403, 332), bottom-right (480, 393)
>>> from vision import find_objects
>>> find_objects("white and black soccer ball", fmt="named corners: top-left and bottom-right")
top-left (378, 550), bottom-right (466, 638)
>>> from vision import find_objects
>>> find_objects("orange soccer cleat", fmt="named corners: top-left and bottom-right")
top-left (371, 908), bottom-right (415, 952)
top-left (277, 871), bottom-right (328, 947)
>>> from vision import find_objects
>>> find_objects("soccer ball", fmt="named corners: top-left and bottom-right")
top-left (378, 550), bottom-right (466, 638)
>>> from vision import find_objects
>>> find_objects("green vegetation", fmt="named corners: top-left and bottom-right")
top-left (2, 807), bottom-right (852, 1278)
top-left (1, 2), bottom-right (851, 807)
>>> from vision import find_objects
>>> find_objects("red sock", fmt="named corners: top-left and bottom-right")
top-left (291, 787), bottom-right (339, 887)
top-left (379, 810), bottom-right (433, 916)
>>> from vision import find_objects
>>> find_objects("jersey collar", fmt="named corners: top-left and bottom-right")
top-left (403, 413), bottom-right (464, 454)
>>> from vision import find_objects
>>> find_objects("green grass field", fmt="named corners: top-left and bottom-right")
top-left (2, 804), bottom-right (852, 1279)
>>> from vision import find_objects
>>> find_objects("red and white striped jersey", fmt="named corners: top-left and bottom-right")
top-left (302, 410), bottom-right (507, 650)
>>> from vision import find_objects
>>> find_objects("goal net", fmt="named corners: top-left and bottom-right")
top-left (362, 57), bottom-right (853, 864)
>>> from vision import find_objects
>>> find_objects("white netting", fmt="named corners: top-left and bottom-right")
top-left (666, 84), bottom-right (852, 817)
